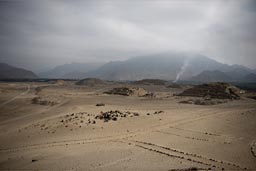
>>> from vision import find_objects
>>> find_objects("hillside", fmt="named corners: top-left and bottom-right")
top-left (242, 73), bottom-right (256, 82)
top-left (39, 52), bottom-right (255, 82)
top-left (86, 52), bottom-right (249, 81)
top-left (190, 70), bottom-right (232, 83)
top-left (39, 62), bottom-right (104, 79)
top-left (0, 63), bottom-right (38, 79)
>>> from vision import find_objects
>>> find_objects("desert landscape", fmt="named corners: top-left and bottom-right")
top-left (1, 1), bottom-right (256, 170)
top-left (0, 79), bottom-right (255, 171)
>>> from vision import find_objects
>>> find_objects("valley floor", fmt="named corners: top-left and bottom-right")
top-left (0, 82), bottom-right (256, 171)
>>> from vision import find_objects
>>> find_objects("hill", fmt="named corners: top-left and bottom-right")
top-left (0, 63), bottom-right (38, 79)
top-left (241, 73), bottom-right (256, 82)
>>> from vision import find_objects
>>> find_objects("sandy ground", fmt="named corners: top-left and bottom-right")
top-left (0, 81), bottom-right (255, 171)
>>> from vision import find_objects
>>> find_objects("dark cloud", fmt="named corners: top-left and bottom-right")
top-left (0, 0), bottom-right (256, 72)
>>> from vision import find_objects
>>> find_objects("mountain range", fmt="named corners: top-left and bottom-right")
top-left (39, 62), bottom-right (104, 79)
top-left (83, 52), bottom-right (256, 82)
top-left (1, 52), bottom-right (256, 82)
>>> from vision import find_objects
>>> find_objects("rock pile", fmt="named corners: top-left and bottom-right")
top-left (178, 82), bottom-right (240, 99)
top-left (104, 87), bottom-right (147, 96)
top-left (31, 97), bottom-right (58, 106)
top-left (96, 103), bottom-right (105, 106)
top-left (61, 112), bottom-right (97, 126)
top-left (169, 167), bottom-right (199, 171)
top-left (95, 110), bottom-right (140, 122)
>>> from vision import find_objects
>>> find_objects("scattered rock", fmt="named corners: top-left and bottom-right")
top-left (169, 167), bottom-right (199, 171)
top-left (35, 87), bottom-right (43, 95)
top-left (179, 99), bottom-right (194, 104)
top-left (133, 112), bottom-right (139, 116)
top-left (31, 97), bottom-right (58, 106)
top-left (104, 87), bottom-right (147, 96)
top-left (179, 98), bottom-right (227, 105)
top-left (31, 159), bottom-right (38, 163)
top-left (142, 92), bottom-right (155, 98)
top-left (95, 110), bottom-right (140, 122)
top-left (96, 103), bottom-right (105, 106)
top-left (154, 111), bottom-right (164, 114)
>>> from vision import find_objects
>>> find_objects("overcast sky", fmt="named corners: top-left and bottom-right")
top-left (0, 0), bottom-right (256, 72)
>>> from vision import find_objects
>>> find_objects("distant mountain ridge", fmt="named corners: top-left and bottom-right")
top-left (83, 52), bottom-right (255, 82)
top-left (0, 63), bottom-right (38, 79)
top-left (39, 62), bottom-right (104, 79)
top-left (15, 51), bottom-right (255, 83)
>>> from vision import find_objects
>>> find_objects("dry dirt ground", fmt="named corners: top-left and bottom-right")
top-left (0, 81), bottom-right (255, 171)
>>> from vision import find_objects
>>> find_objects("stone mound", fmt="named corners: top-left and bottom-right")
top-left (133, 79), bottom-right (168, 85)
top-left (178, 82), bottom-right (240, 99)
top-left (75, 78), bottom-right (106, 86)
top-left (104, 87), bottom-right (147, 96)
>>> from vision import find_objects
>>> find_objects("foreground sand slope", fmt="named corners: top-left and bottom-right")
top-left (0, 82), bottom-right (255, 171)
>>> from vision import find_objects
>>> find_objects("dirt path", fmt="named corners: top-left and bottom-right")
top-left (0, 84), bottom-right (30, 108)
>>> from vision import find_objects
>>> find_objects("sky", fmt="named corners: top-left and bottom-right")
top-left (0, 0), bottom-right (256, 72)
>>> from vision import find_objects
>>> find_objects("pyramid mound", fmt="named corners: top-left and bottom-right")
top-left (104, 87), bottom-right (147, 96)
top-left (75, 78), bottom-right (106, 86)
top-left (133, 79), bottom-right (168, 85)
top-left (178, 82), bottom-right (240, 99)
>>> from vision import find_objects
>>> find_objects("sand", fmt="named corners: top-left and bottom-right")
top-left (0, 81), bottom-right (255, 171)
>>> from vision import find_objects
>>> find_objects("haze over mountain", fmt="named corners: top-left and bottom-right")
top-left (76, 52), bottom-right (255, 82)
top-left (39, 62), bottom-right (104, 79)
top-left (3, 51), bottom-right (255, 82)
top-left (0, 63), bottom-right (38, 79)
top-left (1, 1), bottom-right (256, 71)
top-left (36, 52), bottom-right (256, 82)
